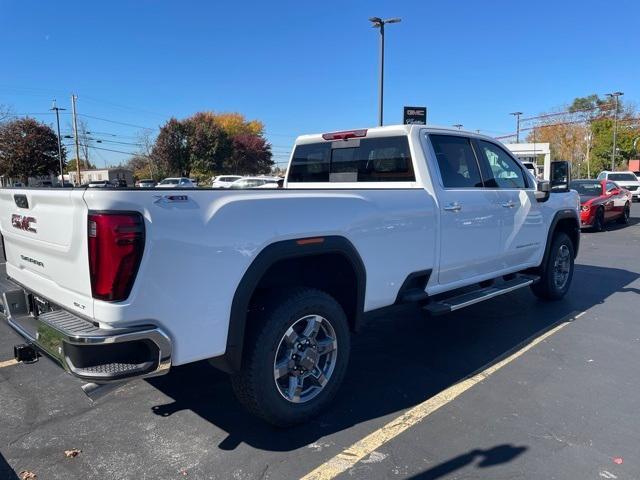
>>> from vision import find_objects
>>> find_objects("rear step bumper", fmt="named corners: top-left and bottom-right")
top-left (1, 279), bottom-right (171, 384)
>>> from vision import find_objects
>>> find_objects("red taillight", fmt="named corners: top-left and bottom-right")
top-left (322, 129), bottom-right (367, 141)
top-left (88, 212), bottom-right (145, 302)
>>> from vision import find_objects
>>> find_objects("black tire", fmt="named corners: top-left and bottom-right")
top-left (230, 287), bottom-right (350, 427)
top-left (617, 203), bottom-right (630, 224)
top-left (592, 207), bottom-right (605, 232)
top-left (531, 232), bottom-right (575, 301)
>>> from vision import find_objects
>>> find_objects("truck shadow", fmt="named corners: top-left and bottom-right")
top-left (148, 263), bottom-right (638, 452)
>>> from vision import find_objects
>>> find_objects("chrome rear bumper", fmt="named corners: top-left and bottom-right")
top-left (1, 278), bottom-right (171, 384)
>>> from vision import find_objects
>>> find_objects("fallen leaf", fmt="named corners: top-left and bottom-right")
top-left (613, 457), bottom-right (623, 465)
top-left (19, 471), bottom-right (37, 480)
top-left (64, 449), bottom-right (82, 458)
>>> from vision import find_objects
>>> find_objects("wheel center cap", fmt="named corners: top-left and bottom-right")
top-left (298, 348), bottom-right (319, 370)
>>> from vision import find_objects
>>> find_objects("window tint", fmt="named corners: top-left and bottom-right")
top-left (608, 173), bottom-right (637, 181)
top-left (606, 182), bottom-right (618, 192)
top-left (570, 181), bottom-right (602, 195)
top-left (477, 140), bottom-right (527, 189)
top-left (288, 136), bottom-right (414, 183)
top-left (429, 135), bottom-right (483, 188)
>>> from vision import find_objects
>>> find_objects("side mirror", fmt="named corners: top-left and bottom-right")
top-left (550, 161), bottom-right (570, 191)
top-left (535, 180), bottom-right (551, 201)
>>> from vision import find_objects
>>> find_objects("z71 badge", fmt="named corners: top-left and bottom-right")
top-left (11, 214), bottom-right (37, 233)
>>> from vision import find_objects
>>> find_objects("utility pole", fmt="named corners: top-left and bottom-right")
top-left (71, 94), bottom-right (81, 185)
top-left (510, 112), bottom-right (523, 143)
top-left (50, 100), bottom-right (66, 186)
top-left (606, 91), bottom-right (623, 171)
top-left (369, 16), bottom-right (401, 127)
top-left (453, 124), bottom-right (463, 130)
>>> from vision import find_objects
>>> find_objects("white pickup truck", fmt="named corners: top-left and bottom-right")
top-left (0, 125), bottom-right (580, 426)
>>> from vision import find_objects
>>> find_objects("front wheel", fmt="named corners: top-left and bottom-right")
top-left (592, 208), bottom-right (605, 232)
top-left (531, 232), bottom-right (575, 301)
top-left (231, 287), bottom-right (350, 427)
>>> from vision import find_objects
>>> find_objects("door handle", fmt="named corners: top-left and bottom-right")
top-left (444, 202), bottom-right (462, 212)
top-left (501, 200), bottom-right (516, 208)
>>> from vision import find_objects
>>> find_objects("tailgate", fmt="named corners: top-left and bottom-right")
top-left (0, 188), bottom-right (94, 318)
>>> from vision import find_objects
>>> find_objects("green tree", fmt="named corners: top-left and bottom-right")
top-left (185, 112), bottom-right (231, 175)
top-left (151, 118), bottom-right (190, 176)
top-left (0, 118), bottom-right (65, 183)
top-left (65, 158), bottom-right (95, 174)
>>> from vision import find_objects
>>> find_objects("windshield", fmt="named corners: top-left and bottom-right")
top-left (570, 181), bottom-right (602, 195)
top-left (608, 173), bottom-right (637, 181)
top-left (160, 179), bottom-right (179, 185)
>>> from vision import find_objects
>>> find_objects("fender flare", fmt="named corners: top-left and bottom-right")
top-left (214, 236), bottom-right (366, 373)
top-left (540, 209), bottom-right (580, 267)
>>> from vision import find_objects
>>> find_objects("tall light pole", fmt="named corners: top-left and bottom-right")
top-left (369, 16), bottom-right (401, 127)
top-left (606, 91), bottom-right (623, 171)
top-left (453, 124), bottom-right (463, 130)
top-left (510, 112), bottom-right (523, 143)
top-left (50, 100), bottom-right (66, 186)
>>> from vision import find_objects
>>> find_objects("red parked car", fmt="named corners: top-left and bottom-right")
top-left (570, 179), bottom-right (631, 231)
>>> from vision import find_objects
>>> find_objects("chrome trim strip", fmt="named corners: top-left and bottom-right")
top-left (446, 279), bottom-right (534, 312)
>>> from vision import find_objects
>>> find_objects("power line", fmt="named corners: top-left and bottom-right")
top-left (77, 113), bottom-right (156, 130)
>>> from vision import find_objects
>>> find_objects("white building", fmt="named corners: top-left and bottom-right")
top-left (68, 168), bottom-right (134, 186)
top-left (503, 143), bottom-right (551, 179)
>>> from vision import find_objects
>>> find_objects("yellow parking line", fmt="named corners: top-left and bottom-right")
top-left (0, 358), bottom-right (18, 369)
top-left (301, 312), bottom-right (581, 480)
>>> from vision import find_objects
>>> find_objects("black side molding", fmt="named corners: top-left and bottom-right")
top-left (395, 269), bottom-right (431, 304)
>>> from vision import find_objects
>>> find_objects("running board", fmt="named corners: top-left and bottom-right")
top-left (424, 274), bottom-right (539, 316)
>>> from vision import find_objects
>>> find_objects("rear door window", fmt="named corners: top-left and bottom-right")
top-left (429, 135), bottom-right (483, 188)
top-left (288, 136), bottom-right (414, 183)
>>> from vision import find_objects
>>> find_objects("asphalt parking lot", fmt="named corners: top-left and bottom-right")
top-left (1, 205), bottom-right (640, 480)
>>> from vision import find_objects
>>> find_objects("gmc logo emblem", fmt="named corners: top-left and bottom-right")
top-left (11, 214), bottom-right (37, 233)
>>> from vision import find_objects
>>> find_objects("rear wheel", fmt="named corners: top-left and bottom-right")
top-left (592, 208), bottom-right (605, 232)
top-left (531, 232), bottom-right (575, 301)
top-left (617, 203), bottom-right (630, 224)
top-left (231, 287), bottom-right (350, 427)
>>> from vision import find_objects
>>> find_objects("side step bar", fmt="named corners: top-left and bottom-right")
top-left (424, 274), bottom-right (539, 316)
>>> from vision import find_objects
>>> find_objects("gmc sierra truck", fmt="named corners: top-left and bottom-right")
top-left (0, 125), bottom-right (580, 426)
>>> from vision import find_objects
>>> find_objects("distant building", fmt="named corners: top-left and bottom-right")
top-left (0, 173), bottom-right (58, 187)
top-left (67, 168), bottom-right (134, 186)
top-left (503, 143), bottom-right (551, 179)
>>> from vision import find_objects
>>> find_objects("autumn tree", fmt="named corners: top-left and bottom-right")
top-left (0, 118), bottom-right (65, 183)
top-left (227, 134), bottom-right (273, 174)
top-left (150, 112), bottom-right (273, 177)
top-left (213, 112), bottom-right (264, 137)
top-left (527, 94), bottom-right (639, 178)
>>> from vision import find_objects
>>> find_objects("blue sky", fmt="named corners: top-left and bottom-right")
top-left (1, 0), bottom-right (638, 168)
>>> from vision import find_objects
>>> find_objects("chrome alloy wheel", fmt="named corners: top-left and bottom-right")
top-left (553, 244), bottom-right (571, 290)
top-left (273, 314), bottom-right (338, 403)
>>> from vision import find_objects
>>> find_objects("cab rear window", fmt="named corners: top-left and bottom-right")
top-left (288, 136), bottom-right (414, 183)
